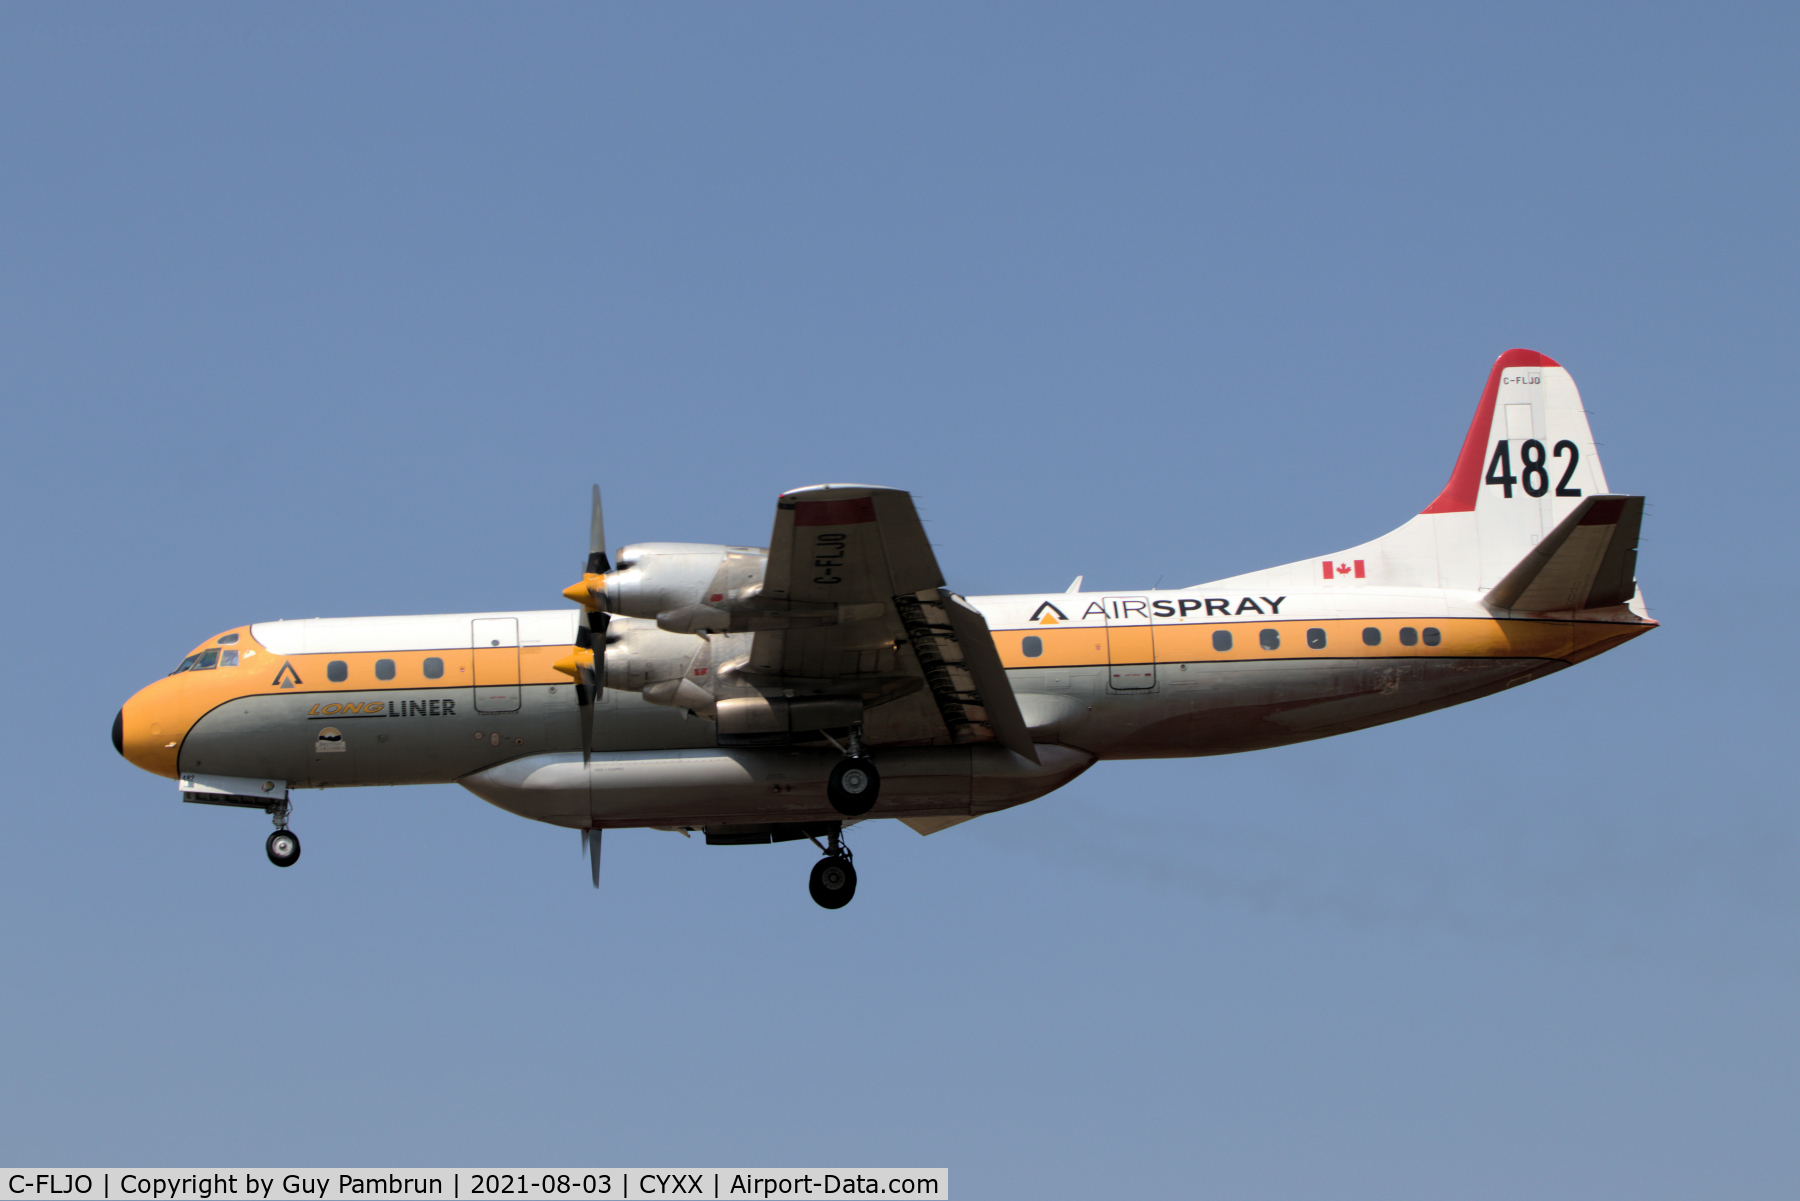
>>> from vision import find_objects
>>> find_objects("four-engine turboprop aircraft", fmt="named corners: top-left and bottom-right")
top-left (116, 350), bottom-right (1654, 907)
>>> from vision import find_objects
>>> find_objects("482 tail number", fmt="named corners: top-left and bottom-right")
top-left (1486, 439), bottom-right (1582, 499)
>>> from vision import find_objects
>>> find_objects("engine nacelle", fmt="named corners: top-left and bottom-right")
top-left (598, 543), bottom-right (767, 624)
top-left (600, 617), bottom-right (709, 693)
top-left (580, 542), bottom-right (881, 636)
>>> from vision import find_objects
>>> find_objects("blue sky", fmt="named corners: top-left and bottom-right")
top-left (3, 4), bottom-right (1797, 1197)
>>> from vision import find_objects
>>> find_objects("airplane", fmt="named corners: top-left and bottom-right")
top-left (114, 349), bottom-right (1653, 908)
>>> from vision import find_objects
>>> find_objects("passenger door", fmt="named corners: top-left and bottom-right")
top-left (472, 617), bottom-right (521, 713)
top-left (1102, 596), bottom-right (1157, 690)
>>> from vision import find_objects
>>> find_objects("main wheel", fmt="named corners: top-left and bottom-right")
top-left (827, 756), bottom-right (880, 816)
top-left (808, 856), bottom-right (858, 909)
top-left (266, 830), bottom-right (301, 868)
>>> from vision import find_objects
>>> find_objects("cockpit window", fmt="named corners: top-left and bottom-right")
top-left (221, 649), bottom-right (239, 667)
top-left (191, 649), bottom-right (221, 671)
top-left (217, 633), bottom-right (240, 645)
top-left (172, 654), bottom-right (201, 675)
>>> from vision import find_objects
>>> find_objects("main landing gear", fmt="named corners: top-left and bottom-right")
top-left (827, 724), bottom-right (880, 817)
top-left (265, 800), bottom-right (300, 868)
top-left (807, 827), bottom-right (857, 910)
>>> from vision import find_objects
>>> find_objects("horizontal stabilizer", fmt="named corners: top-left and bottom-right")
top-left (1484, 495), bottom-right (1644, 612)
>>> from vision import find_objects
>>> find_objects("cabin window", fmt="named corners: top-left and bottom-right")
top-left (1423, 627), bottom-right (1442, 646)
top-left (220, 649), bottom-right (239, 667)
top-left (375, 659), bottom-right (397, 680)
top-left (423, 657), bottom-right (445, 679)
top-left (172, 653), bottom-right (200, 675)
top-left (217, 633), bottom-right (239, 645)
top-left (1306, 628), bottom-right (1327, 649)
top-left (192, 648), bottom-right (220, 671)
top-left (1021, 636), bottom-right (1044, 659)
top-left (1260, 629), bottom-right (1280, 651)
top-left (327, 660), bottom-right (348, 682)
top-left (1362, 627), bottom-right (1382, 646)
top-left (1212, 629), bottom-right (1233, 652)
top-left (1399, 627), bottom-right (1419, 646)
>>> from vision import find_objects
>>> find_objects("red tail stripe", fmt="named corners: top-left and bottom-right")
top-left (793, 498), bottom-right (877, 526)
top-left (1422, 349), bottom-right (1561, 515)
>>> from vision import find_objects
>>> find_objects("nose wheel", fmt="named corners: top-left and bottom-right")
top-left (265, 801), bottom-right (300, 867)
top-left (807, 828), bottom-right (857, 909)
top-left (826, 724), bottom-right (880, 817)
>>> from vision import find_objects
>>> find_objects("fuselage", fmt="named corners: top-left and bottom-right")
top-left (117, 583), bottom-right (1653, 829)
top-left (110, 349), bottom-right (1655, 901)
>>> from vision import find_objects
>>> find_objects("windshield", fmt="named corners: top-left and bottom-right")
top-left (171, 654), bottom-right (201, 675)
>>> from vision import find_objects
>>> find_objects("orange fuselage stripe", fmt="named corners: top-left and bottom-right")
top-left (992, 616), bottom-right (1645, 669)
top-left (121, 616), bottom-right (1650, 780)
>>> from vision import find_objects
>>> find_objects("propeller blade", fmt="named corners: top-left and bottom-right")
top-left (571, 610), bottom-right (609, 766)
top-left (576, 676), bottom-right (595, 767)
top-left (586, 484), bottom-right (610, 576)
top-left (583, 827), bottom-right (602, 888)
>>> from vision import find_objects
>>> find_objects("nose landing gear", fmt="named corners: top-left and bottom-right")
top-left (807, 827), bottom-right (857, 909)
top-left (265, 800), bottom-right (300, 867)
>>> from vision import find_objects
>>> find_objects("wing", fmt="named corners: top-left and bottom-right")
top-left (741, 484), bottom-right (1035, 761)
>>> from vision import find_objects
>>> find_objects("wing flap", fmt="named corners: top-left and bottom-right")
top-left (1484, 495), bottom-right (1644, 612)
top-left (940, 592), bottom-right (1037, 763)
top-left (892, 589), bottom-right (1038, 762)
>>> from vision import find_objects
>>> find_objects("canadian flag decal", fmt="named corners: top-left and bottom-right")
top-left (1321, 560), bottom-right (1366, 580)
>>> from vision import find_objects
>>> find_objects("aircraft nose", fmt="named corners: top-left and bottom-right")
top-left (117, 683), bottom-right (185, 780)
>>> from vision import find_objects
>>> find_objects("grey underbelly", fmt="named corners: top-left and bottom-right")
top-left (179, 685), bottom-right (711, 787)
top-left (458, 743), bottom-right (1096, 830)
top-left (1012, 657), bottom-right (1566, 759)
top-left (177, 657), bottom-right (1564, 790)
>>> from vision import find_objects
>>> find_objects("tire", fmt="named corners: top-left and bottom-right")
top-left (827, 756), bottom-right (880, 816)
top-left (809, 856), bottom-right (858, 909)
top-left (266, 830), bottom-right (301, 868)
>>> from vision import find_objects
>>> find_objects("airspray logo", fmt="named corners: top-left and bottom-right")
top-left (1029, 597), bottom-right (1288, 625)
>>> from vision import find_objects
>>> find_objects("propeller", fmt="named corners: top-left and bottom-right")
top-left (555, 487), bottom-right (616, 893)
top-left (581, 827), bottom-right (602, 888)
top-left (554, 485), bottom-right (613, 766)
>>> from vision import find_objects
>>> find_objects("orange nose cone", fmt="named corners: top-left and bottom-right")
top-left (117, 678), bottom-right (191, 780)
top-left (551, 648), bottom-right (594, 679)
top-left (563, 574), bottom-right (606, 608)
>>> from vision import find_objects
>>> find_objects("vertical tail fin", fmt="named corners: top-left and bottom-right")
top-left (1418, 347), bottom-right (1620, 590)
top-left (1418, 349), bottom-right (1613, 591)
top-left (1205, 350), bottom-right (1639, 603)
